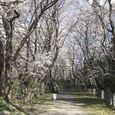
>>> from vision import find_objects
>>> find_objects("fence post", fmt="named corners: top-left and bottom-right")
top-left (110, 93), bottom-right (113, 105)
top-left (88, 88), bottom-right (92, 94)
top-left (101, 90), bottom-right (104, 99)
top-left (112, 93), bottom-right (115, 106)
top-left (93, 88), bottom-right (96, 95)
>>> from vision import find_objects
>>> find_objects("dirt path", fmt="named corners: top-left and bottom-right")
top-left (38, 94), bottom-right (87, 115)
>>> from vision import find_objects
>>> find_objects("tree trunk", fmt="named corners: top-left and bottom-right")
top-left (0, 38), bottom-right (4, 97)
top-left (2, 17), bottom-right (13, 102)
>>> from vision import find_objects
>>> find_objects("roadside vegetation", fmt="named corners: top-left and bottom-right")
top-left (0, 93), bottom-right (53, 115)
top-left (0, 98), bottom-right (25, 115)
top-left (75, 92), bottom-right (115, 115)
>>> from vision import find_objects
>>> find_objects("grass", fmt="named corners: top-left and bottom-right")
top-left (0, 98), bottom-right (26, 115)
top-left (0, 93), bottom-right (53, 115)
top-left (0, 99), bottom-right (10, 111)
top-left (10, 93), bottom-right (53, 115)
top-left (75, 92), bottom-right (115, 115)
top-left (34, 93), bottom-right (53, 104)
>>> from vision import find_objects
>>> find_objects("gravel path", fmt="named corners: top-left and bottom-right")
top-left (39, 94), bottom-right (87, 115)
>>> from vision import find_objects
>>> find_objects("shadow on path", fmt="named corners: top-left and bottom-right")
top-left (57, 91), bottom-right (104, 107)
top-left (38, 92), bottom-right (87, 115)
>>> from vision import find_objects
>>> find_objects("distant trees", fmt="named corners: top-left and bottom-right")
top-left (68, 6), bottom-right (100, 88)
top-left (90, 0), bottom-right (115, 91)
top-left (64, 0), bottom-right (115, 99)
top-left (65, 0), bottom-right (115, 92)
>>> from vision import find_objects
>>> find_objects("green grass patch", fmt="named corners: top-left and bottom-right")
top-left (0, 99), bottom-right (26, 115)
top-left (0, 99), bottom-right (10, 111)
top-left (0, 93), bottom-right (53, 115)
top-left (32, 93), bottom-right (53, 105)
top-left (13, 93), bottom-right (53, 115)
top-left (75, 92), bottom-right (115, 115)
